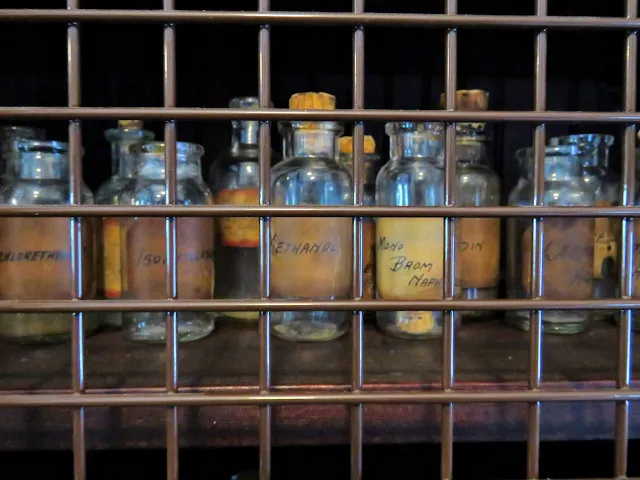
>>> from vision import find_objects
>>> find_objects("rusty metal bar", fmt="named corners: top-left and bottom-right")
top-left (257, 0), bottom-right (272, 476)
top-left (350, 0), bottom-right (365, 477)
top-left (0, 389), bottom-right (638, 408)
top-left (2, 10), bottom-right (640, 30)
top-left (0, 204), bottom-right (638, 217)
top-left (0, 107), bottom-right (639, 123)
top-left (441, 0), bottom-right (457, 478)
top-left (527, 0), bottom-right (547, 477)
top-left (616, 0), bottom-right (638, 476)
top-left (66, 0), bottom-right (86, 477)
top-left (0, 298), bottom-right (637, 312)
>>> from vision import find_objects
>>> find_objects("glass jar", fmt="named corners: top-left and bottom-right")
top-left (549, 134), bottom-right (618, 320)
top-left (120, 141), bottom-right (215, 343)
top-left (97, 120), bottom-right (155, 329)
top-left (338, 135), bottom-right (383, 311)
top-left (506, 145), bottom-right (595, 334)
top-left (0, 126), bottom-right (46, 191)
top-left (0, 140), bottom-right (97, 344)
top-left (271, 121), bottom-right (353, 342)
top-left (376, 122), bottom-right (456, 339)
top-left (449, 126), bottom-right (500, 317)
top-left (208, 97), bottom-right (268, 321)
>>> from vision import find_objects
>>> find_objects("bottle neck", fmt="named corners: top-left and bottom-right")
top-left (112, 142), bottom-right (137, 179)
top-left (389, 132), bottom-right (440, 161)
top-left (282, 127), bottom-right (340, 160)
top-left (526, 155), bottom-right (581, 181)
top-left (17, 152), bottom-right (69, 180)
top-left (231, 121), bottom-right (259, 154)
top-left (137, 155), bottom-right (202, 180)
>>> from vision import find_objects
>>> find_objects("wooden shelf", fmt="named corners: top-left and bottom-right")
top-left (0, 319), bottom-right (637, 450)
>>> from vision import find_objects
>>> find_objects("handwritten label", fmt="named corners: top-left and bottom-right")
top-left (123, 217), bottom-right (215, 300)
top-left (593, 201), bottom-right (618, 280)
top-left (363, 219), bottom-right (375, 300)
top-left (270, 217), bottom-right (352, 298)
top-left (376, 218), bottom-right (446, 300)
top-left (0, 217), bottom-right (95, 300)
top-left (459, 218), bottom-right (500, 289)
top-left (102, 218), bottom-right (122, 299)
top-left (521, 218), bottom-right (594, 299)
top-left (217, 188), bottom-right (260, 248)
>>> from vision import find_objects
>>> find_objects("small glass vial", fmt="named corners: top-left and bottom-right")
top-left (550, 134), bottom-right (618, 320)
top-left (338, 135), bottom-right (383, 310)
top-left (376, 122), bottom-right (453, 339)
top-left (507, 145), bottom-right (595, 334)
top-left (120, 141), bottom-right (215, 343)
top-left (97, 120), bottom-right (155, 329)
top-left (451, 126), bottom-right (500, 317)
top-left (208, 97), bottom-right (266, 321)
top-left (271, 120), bottom-right (353, 342)
top-left (0, 140), bottom-right (96, 344)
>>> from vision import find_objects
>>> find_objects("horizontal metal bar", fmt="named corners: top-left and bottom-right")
top-left (0, 389), bottom-right (638, 408)
top-left (0, 10), bottom-right (639, 30)
top-left (2, 299), bottom-right (640, 312)
top-left (0, 107), bottom-right (638, 123)
top-left (0, 205), bottom-right (639, 217)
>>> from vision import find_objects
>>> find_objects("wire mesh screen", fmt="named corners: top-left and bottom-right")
top-left (0, 0), bottom-right (637, 479)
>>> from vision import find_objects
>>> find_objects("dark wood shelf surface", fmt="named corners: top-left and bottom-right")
top-left (0, 319), bottom-right (637, 450)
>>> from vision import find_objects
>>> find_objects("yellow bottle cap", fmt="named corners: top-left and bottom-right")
top-left (289, 92), bottom-right (336, 110)
top-left (339, 135), bottom-right (376, 154)
top-left (439, 89), bottom-right (489, 111)
top-left (117, 120), bottom-right (143, 130)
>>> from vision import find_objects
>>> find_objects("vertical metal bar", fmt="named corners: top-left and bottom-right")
top-left (616, 0), bottom-right (637, 476)
top-left (258, 0), bottom-right (272, 477)
top-left (528, 1), bottom-right (547, 478)
top-left (67, 0), bottom-right (85, 478)
top-left (351, 0), bottom-right (365, 477)
top-left (441, 0), bottom-right (457, 478)
top-left (163, 0), bottom-right (179, 478)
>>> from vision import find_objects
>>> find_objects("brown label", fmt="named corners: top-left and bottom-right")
top-left (217, 188), bottom-right (260, 248)
top-left (521, 218), bottom-right (594, 299)
top-left (459, 218), bottom-right (500, 289)
top-left (593, 200), bottom-right (618, 280)
top-left (0, 217), bottom-right (95, 300)
top-left (363, 219), bottom-right (375, 300)
top-left (270, 217), bottom-right (353, 298)
top-left (123, 217), bottom-right (215, 299)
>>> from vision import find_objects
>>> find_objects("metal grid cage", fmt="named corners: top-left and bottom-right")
top-left (0, 0), bottom-right (638, 479)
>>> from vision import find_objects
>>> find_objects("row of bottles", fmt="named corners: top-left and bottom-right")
top-left (0, 90), bottom-right (632, 346)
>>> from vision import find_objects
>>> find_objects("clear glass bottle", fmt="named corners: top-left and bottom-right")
top-left (271, 121), bottom-right (353, 342)
top-left (0, 140), bottom-right (97, 344)
top-left (208, 97), bottom-right (265, 321)
top-left (376, 122), bottom-right (453, 339)
top-left (549, 134), bottom-right (618, 320)
top-left (338, 135), bottom-right (383, 312)
top-left (507, 145), bottom-right (595, 334)
top-left (120, 141), bottom-right (215, 343)
top-left (0, 126), bottom-right (46, 191)
top-left (97, 120), bottom-right (155, 329)
top-left (450, 126), bottom-right (501, 317)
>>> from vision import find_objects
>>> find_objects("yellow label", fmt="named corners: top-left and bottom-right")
top-left (376, 218), bottom-right (445, 300)
top-left (395, 311), bottom-right (436, 335)
top-left (593, 201), bottom-right (618, 280)
top-left (103, 218), bottom-right (121, 299)
top-left (217, 188), bottom-right (260, 248)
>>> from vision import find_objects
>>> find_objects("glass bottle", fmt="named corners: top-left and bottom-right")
top-left (271, 121), bottom-right (353, 342)
top-left (0, 140), bottom-right (97, 344)
top-left (338, 135), bottom-right (383, 312)
top-left (0, 126), bottom-right (46, 191)
top-left (120, 141), bottom-right (215, 343)
top-left (506, 145), bottom-right (595, 334)
top-left (97, 120), bottom-right (155, 329)
top-left (376, 122), bottom-right (454, 339)
top-left (549, 134), bottom-right (618, 320)
top-left (208, 97), bottom-right (265, 321)
top-left (450, 126), bottom-right (501, 317)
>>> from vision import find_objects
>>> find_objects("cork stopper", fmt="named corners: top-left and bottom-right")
top-left (289, 92), bottom-right (336, 110)
top-left (117, 120), bottom-right (143, 130)
top-left (439, 89), bottom-right (489, 111)
top-left (339, 135), bottom-right (376, 154)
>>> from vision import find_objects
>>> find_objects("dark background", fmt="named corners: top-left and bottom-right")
top-left (0, 0), bottom-right (636, 478)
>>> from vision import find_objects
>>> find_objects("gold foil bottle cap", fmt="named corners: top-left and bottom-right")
top-left (289, 92), bottom-right (336, 110)
top-left (339, 135), bottom-right (376, 154)
top-left (439, 89), bottom-right (489, 111)
top-left (117, 120), bottom-right (144, 130)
